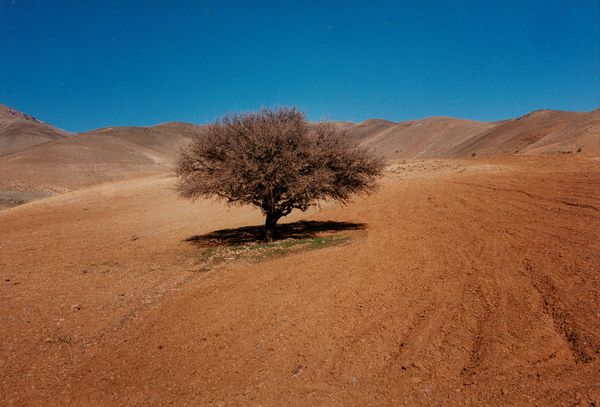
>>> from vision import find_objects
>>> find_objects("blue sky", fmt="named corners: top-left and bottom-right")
top-left (1, 0), bottom-right (599, 132)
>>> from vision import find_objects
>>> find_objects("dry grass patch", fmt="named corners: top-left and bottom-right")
top-left (195, 235), bottom-right (351, 270)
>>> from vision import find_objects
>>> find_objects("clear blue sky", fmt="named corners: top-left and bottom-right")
top-left (1, 0), bottom-right (599, 132)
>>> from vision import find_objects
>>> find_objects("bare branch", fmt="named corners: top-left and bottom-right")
top-left (175, 107), bottom-right (385, 240)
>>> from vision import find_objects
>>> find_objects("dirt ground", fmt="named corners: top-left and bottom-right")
top-left (1, 155), bottom-right (599, 405)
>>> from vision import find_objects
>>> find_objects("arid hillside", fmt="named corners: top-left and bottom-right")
top-left (449, 109), bottom-right (600, 156)
top-left (0, 122), bottom-right (200, 190)
top-left (346, 109), bottom-right (599, 158)
top-left (0, 121), bottom-right (201, 208)
top-left (346, 117), bottom-right (495, 158)
top-left (524, 109), bottom-right (600, 155)
top-left (0, 103), bottom-right (599, 404)
top-left (1, 155), bottom-right (598, 405)
top-left (0, 104), bottom-right (598, 210)
top-left (0, 104), bottom-right (72, 157)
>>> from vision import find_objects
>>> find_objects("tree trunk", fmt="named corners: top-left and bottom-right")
top-left (263, 212), bottom-right (280, 242)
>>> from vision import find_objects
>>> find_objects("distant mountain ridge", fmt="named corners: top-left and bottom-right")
top-left (343, 108), bottom-right (599, 158)
top-left (345, 116), bottom-right (495, 159)
top-left (0, 120), bottom-right (202, 191)
top-left (446, 109), bottom-right (594, 156)
top-left (0, 103), bottom-right (598, 196)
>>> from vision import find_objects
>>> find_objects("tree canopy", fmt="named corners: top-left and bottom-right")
top-left (176, 107), bottom-right (385, 240)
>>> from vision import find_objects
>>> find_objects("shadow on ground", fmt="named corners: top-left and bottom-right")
top-left (185, 220), bottom-right (365, 247)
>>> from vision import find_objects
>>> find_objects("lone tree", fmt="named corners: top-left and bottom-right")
top-left (176, 107), bottom-right (385, 241)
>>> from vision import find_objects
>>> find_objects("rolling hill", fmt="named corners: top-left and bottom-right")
top-left (524, 108), bottom-right (600, 155)
top-left (346, 117), bottom-right (495, 158)
top-left (448, 109), bottom-right (600, 156)
top-left (0, 103), bottom-right (599, 403)
top-left (0, 122), bottom-right (201, 192)
top-left (0, 104), bottom-right (72, 156)
top-left (345, 109), bottom-right (599, 159)
top-left (0, 103), bottom-right (598, 209)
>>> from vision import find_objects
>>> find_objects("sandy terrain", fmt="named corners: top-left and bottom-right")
top-left (1, 154), bottom-right (598, 405)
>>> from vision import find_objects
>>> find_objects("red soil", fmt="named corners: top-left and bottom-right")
top-left (1, 155), bottom-right (599, 405)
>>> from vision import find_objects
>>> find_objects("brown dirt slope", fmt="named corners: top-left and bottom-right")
top-left (449, 109), bottom-right (599, 157)
top-left (346, 117), bottom-right (495, 159)
top-left (1, 155), bottom-right (598, 405)
top-left (348, 109), bottom-right (599, 159)
top-left (0, 122), bottom-right (200, 192)
top-left (345, 118), bottom-right (400, 145)
top-left (0, 104), bottom-right (72, 157)
top-left (525, 108), bottom-right (600, 155)
top-left (1, 105), bottom-right (598, 210)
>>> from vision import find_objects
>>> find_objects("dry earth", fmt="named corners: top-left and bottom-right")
top-left (1, 155), bottom-right (599, 405)
top-left (2, 104), bottom-right (598, 212)
top-left (0, 104), bottom-right (71, 157)
top-left (344, 109), bottom-right (600, 159)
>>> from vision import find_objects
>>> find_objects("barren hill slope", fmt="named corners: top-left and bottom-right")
top-left (0, 104), bottom-right (72, 156)
top-left (347, 109), bottom-right (599, 158)
top-left (524, 109), bottom-right (600, 155)
top-left (344, 118), bottom-right (400, 145)
top-left (0, 122), bottom-right (200, 193)
top-left (449, 109), bottom-right (598, 156)
top-left (1, 104), bottom-right (598, 210)
top-left (347, 117), bottom-right (495, 158)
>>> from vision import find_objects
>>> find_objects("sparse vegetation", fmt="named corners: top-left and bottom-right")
top-left (176, 107), bottom-right (385, 241)
top-left (195, 235), bottom-right (351, 270)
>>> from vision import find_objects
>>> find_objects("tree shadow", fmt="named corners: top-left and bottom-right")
top-left (185, 220), bottom-right (365, 247)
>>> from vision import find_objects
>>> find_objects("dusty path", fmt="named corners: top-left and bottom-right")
top-left (1, 156), bottom-right (599, 405)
